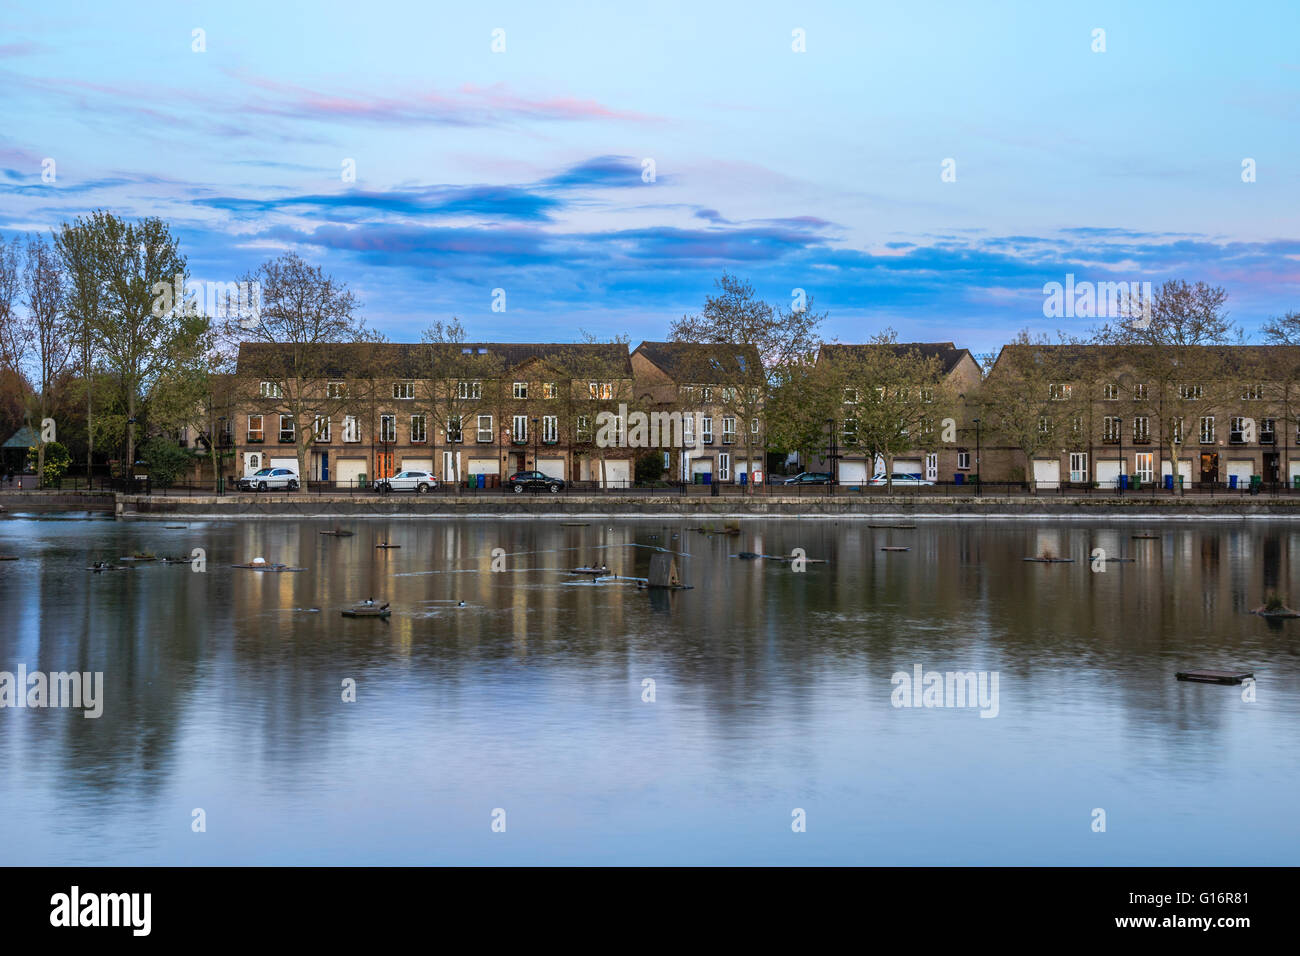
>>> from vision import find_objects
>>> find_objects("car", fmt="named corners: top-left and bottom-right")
top-left (783, 472), bottom-right (833, 485)
top-left (377, 470), bottom-right (439, 493)
top-left (507, 470), bottom-right (565, 493)
top-left (237, 467), bottom-right (299, 491)
top-left (868, 473), bottom-right (935, 487)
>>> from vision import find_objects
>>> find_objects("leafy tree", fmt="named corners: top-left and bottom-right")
top-left (139, 436), bottom-right (192, 488)
top-left (30, 439), bottom-right (71, 485)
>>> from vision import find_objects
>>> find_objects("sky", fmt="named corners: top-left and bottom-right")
top-left (3, 0), bottom-right (1299, 354)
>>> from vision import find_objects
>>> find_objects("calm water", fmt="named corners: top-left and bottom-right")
top-left (0, 513), bottom-right (1297, 865)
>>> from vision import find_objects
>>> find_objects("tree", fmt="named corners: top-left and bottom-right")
top-left (230, 252), bottom-right (376, 481)
top-left (764, 351), bottom-right (840, 469)
top-left (72, 211), bottom-right (198, 474)
top-left (419, 319), bottom-right (504, 485)
top-left (670, 274), bottom-right (826, 488)
top-left (823, 332), bottom-right (959, 487)
top-left (0, 236), bottom-right (26, 377)
top-left (55, 219), bottom-right (105, 479)
top-left (1092, 280), bottom-right (1236, 488)
top-left (22, 233), bottom-right (73, 480)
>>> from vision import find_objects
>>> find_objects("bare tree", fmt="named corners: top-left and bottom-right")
top-left (232, 252), bottom-right (375, 481)
top-left (0, 236), bottom-right (26, 378)
top-left (55, 219), bottom-right (104, 479)
top-left (22, 234), bottom-right (72, 479)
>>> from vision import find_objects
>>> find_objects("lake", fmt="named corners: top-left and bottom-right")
top-left (0, 514), bottom-right (1297, 864)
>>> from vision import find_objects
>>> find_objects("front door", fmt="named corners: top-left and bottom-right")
top-left (376, 451), bottom-right (394, 480)
top-left (1200, 452), bottom-right (1219, 485)
top-left (1263, 453), bottom-right (1280, 483)
top-left (924, 452), bottom-right (938, 482)
top-left (1069, 452), bottom-right (1088, 483)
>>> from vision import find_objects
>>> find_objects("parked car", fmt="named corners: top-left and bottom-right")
top-left (783, 472), bottom-right (833, 485)
top-left (507, 470), bottom-right (565, 493)
top-left (238, 467), bottom-right (299, 491)
top-left (868, 473), bottom-right (934, 487)
top-left (377, 470), bottom-right (439, 493)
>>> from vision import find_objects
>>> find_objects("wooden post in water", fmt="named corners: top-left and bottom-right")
top-left (648, 553), bottom-right (680, 588)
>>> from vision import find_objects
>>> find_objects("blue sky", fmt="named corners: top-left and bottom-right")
top-left (3, 0), bottom-right (1299, 353)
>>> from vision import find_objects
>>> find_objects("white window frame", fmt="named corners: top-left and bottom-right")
top-left (447, 416), bottom-right (463, 443)
top-left (513, 382), bottom-right (528, 400)
top-left (326, 381), bottom-right (347, 399)
top-left (343, 415), bottom-right (360, 443)
top-left (393, 382), bottom-right (415, 400)
top-left (542, 415), bottom-right (558, 443)
top-left (279, 414), bottom-right (295, 442)
top-left (247, 414), bottom-right (264, 442)
top-left (410, 414), bottom-right (427, 443)
top-left (722, 417), bottom-right (736, 444)
top-left (512, 415), bottom-right (528, 443)
top-left (701, 417), bottom-right (713, 444)
top-left (1199, 416), bottom-right (1215, 444)
top-left (260, 381), bottom-right (283, 399)
top-left (476, 414), bottom-right (493, 443)
top-left (379, 414), bottom-right (396, 443)
top-left (313, 415), bottom-right (330, 442)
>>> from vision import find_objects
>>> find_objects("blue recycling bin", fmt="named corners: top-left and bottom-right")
top-left (477, 473), bottom-right (485, 489)
top-left (1164, 474), bottom-right (1173, 490)
top-left (1119, 474), bottom-right (1128, 490)
top-left (702, 473), bottom-right (711, 485)
top-left (739, 472), bottom-right (748, 485)
top-left (1229, 474), bottom-right (1237, 489)
top-left (954, 473), bottom-right (964, 485)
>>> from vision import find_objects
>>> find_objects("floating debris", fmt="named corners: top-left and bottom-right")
top-left (1023, 557), bottom-right (1075, 563)
top-left (570, 565), bottom-right (610, 576)
top-left (231, 559), bottom-right (304, 572)
top-left (868, 524), bottom-right (916, 529)
top-left (0, 555), bottom-right (18, 561)
top-left (320, 529), bottom-right (354, 537)
top-left (561, 522), bottom-right (589, 527)
top-left (164, 525), bottom-right (187, 529)
top-left (1175, 670), bottom-right (1253, 685)
top-left (342, 599), bottom-right (391, 619)
top-left (121, 553), bottom-right (157, 562)
top-left (1252, 595), bottom-right (1300, 618)
top-left (159, 556), bottom-right (191, 565)
top-left (1132, 534), bottom-right (1160, 540)
top-left (87, 562), bottom-right (130, 572)
top-left (376, 543), bottom-right (402, 549)
top-left (880, 546), bottom-right (910, 552)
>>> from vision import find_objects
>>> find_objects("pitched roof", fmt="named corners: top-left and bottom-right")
top-left (236, 341), bottom-right (632, 378)
top-left (1, 426), bottom-right (37, 449)
top-left (818, 342), bottom-right (974, 376)
top-left (632, 341), bottom-right (764, 380)
top-left (990, 343), bottom-right (1300, 379)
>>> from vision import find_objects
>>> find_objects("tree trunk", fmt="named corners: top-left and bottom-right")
top-left (126, 389), bottom-right (136, 480)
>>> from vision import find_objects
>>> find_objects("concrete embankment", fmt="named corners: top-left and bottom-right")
top-left (0, 491), bottom-right (115, 513)
top-left (109, 492), bottom-right (1300, 519)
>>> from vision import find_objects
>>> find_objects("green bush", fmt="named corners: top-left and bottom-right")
top-left (635, 451), bottom-right (665, 485)
top-left (140, 437), bottom-right (193, 488)
top-left (29, 441), bottom-right (71, 485)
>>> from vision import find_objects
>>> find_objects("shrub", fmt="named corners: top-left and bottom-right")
top-left (140, 437), bottom-right (193, 488)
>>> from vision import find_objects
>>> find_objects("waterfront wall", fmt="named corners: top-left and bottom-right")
top-left (111, 492), bottom-right (1300, 518)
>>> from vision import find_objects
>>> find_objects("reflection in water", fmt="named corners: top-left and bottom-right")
top-left (0, 516), bottom-right (1298, 865)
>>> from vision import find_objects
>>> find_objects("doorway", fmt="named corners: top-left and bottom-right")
top-left (1199, 452), bottom-right (1219, 485)
top-left (1263, 453), bottom-right (1280, 484)
top-left (376, 451), bottom-right (394, 480)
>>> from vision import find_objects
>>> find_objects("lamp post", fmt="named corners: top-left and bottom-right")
top-left (825, 417), bottom-right (837, 494)
top-left (531, 417), bottom-right (539, 473)
top-left (973, 417), bottom-right (981, 497)
top-left (217, 416), bottom-right (226, 494)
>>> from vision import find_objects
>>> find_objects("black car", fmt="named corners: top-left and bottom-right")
top-left (507, 470), bottom-right (564, 493)
top-left (783, 472), bottom-right (833, 485)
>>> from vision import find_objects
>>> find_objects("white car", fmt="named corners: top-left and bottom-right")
top-left (868, 473), bottom-right (935, 487)
top-left (378, 470), bottom-right (439, 493)
top-left (238, 467), bottom-right (299, 491)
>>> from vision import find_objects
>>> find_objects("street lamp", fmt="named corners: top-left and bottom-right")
top-left (972, 417), bottom-right (981, 497)
top-left (825, 417), bottom-right (837, 493)
top-left (531, 417), bottom-right (539, 472)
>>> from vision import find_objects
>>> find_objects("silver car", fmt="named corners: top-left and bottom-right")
top-left (379, 470), bottom-right (439, 493)
top-left (238, 467), bottom-right (300, 491)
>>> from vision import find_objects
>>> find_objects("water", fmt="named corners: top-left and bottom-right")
top-left (1, 514), bottom-right (1297, 865)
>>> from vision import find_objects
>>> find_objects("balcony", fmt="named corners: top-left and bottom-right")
top-left (246, 434), bottom-right (263, 444)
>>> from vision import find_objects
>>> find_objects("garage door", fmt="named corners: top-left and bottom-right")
top-left (1033, 459), bottom-right (1061, 489)
top-left (691, 459), bottom-right (712, 475)
top-left (839, 461), bottom-right (868, 485)
top-left (269, 457), bottom-right (299, 474)
top-left (467, 459), bottom-right (499, 475)
top-left (601, 460), bottom-right (631, 489)
top-left (1096, 460), bottom-right (1122, 488)
top-left (402, 458), bottom-right (433, 472)
top-left (1161, 459), bottom-right (1192, 485)
top-left (537, 458), bottom-right (565, 479)
top-left (335, 458), bottom-right (367, 489)
top-left (893, 459), bottom-right (922, 477)
top-left (1291, 460), bottom-right (1300, 482)
top-left (1226, 461), bottom-right (1254, 481)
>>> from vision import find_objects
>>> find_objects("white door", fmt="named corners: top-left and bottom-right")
top-left (838, 461), bottom-right (868, 485)
top-left (734, 459), bottom-right (749, 484)
top-left (242, 452), bottom-right (262, 476)
top-left (1033, 459), bottom-right (1061, 489)
top-left (1096, 460), bottom-right (1122, 488)
top-left (442, 450), bottom-right (460, 482)
top-left (1069, 452), bottom-right (1088, 483)
top-left (537, 457), bottom-right (565, 479)
top-left (334, 458), bottom-right (367, 488)
top-left (1134, 453), bottom-right (1154, 483)
top-left (924, 453), bottom-right (938, 482)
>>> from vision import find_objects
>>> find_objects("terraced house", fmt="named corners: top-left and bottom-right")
top-left (631, 341), bottom-right (767, 484)
top-left (810, 342), bottom-right (981, 484)
top-left (979, 344), bottom-right (1300, 488)
top-left (234, 341), bottom-right (635, 488)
